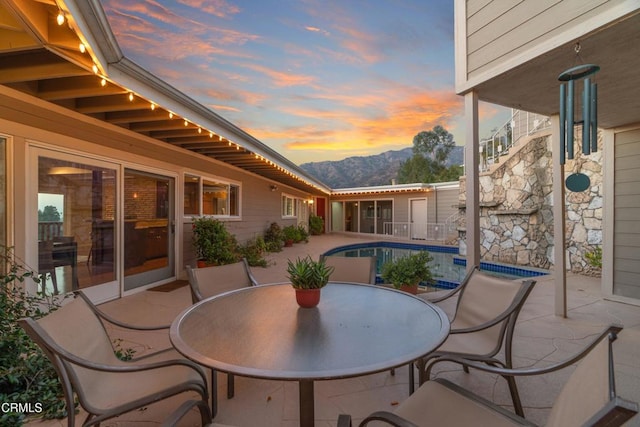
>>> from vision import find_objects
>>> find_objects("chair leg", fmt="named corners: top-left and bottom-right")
top-left (210, 369), bottom-right (218, 419)
top-left (227, 373), bottom-right (235, 399)
top-left (506, 375), bottom-right (524, 417)
top-left (408, 363), bottom-right (415, 395)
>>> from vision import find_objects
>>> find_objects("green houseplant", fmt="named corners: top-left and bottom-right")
top-left (309, 215), bottom-right (324, 235)
top-left (192, 217), bottom-right (239, 266)
top-left (381, 251), bottom-right (434, 294)
top-left (286, 256), bottom-right (334, 308)
top-left (282, 225), bottom-right (299, 247)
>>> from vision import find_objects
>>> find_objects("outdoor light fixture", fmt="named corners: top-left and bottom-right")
top-left (558, 43), bottom-right (600, 166)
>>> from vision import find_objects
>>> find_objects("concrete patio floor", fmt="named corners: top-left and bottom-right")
top-left (27, 234), bottom-right (640, 426)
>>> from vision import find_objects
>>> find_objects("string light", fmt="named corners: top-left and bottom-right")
top-left (78, 34), bottom-right (316, 188)
top-left (56, 10), bottom-right (65, 26)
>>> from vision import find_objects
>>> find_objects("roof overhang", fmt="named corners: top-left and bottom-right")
top-left (0, 0), bottom-right (331, 195)
top-left (458, 10), bottom-right (640, 130)
top-left (331, 182), bottom-right (454, 197)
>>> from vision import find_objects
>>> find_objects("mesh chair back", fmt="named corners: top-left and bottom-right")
top-left (188, 260), bottom-right (254, 302)
top-left (449, 271), bottom-right (530, 356)
top-left (20, 295), bottom-right (122, 410)
top-left (546, 333), bottom-right (624, 427)
top-left (324, 256), bottom-right (376, 285)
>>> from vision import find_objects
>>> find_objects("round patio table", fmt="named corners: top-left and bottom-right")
top-left (170, 282), bottom-right (450, 427)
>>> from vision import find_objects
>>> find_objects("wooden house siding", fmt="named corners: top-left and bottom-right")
top-left (459, 0), bottom-right (630, 87)
top-left (614, 128), bottom-right (640, 299)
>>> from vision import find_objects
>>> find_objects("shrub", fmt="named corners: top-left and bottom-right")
top-left (0, 246), bottom-right (71, 424)
top-left (309, 215), bottom-right (324, 235)
top-left (585, 246), bottom-right (602, 269)
top-left (192, 217), bottom-right (239, 265)
top-left (238, 237), bottom-right (269, 267)
top-left (297, 224), bottom-right (309, 243)
top-left (283, 225), bottom-right (300, 243)
top-left (264, 222), bottom-right (284, 252)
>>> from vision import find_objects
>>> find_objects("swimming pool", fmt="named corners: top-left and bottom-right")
top-left (323, 241), bottom-right (548, 290)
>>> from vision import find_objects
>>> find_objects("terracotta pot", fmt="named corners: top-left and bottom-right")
top-left (284, 239), bottom-right (294, 247)
top-left (399, 284), bottom-right (418, 295)
top-left (197, 260), bottom-right (216, 268)
top-left (295, 288), bottom-right (321, 308)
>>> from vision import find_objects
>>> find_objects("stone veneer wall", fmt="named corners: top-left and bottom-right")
top-left (458, 131), bottom-right (602, 275)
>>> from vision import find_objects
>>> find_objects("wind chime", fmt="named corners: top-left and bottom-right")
top-left (558, 43), bottom-right (600, 192)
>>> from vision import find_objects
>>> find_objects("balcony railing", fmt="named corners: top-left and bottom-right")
top-left (38, 221), bottom-right (64, 241)
top-left (480, 110), bottom-right (551, 171)
top-left (382, 222), bottom-right (447, 242)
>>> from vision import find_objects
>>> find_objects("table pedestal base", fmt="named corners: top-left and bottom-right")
top-left (299, 380), bottom-right (314, 427)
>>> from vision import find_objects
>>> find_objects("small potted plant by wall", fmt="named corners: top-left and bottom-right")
top-left (192, 216), bottom-right (239, 267)
top-left (381, 251), bottom-right (434, 295)
top-left (309, 215), bottom-right (324, 235)
top-left (282, 225), bottom-right (298, 247)
top-left (286, 256), bottom-right (334, 308)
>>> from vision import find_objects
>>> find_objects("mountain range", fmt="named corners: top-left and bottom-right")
top-left (299, 146), bottom-right (463, 188)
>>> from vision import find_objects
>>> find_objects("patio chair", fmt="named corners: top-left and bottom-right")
top-left (18, 291), bottom-right (211, 427)
top-left (186, 258), bottom-right (258, 304)
top-left (337, 325), bottom-right (638, 427)
top-left (321, 255), bottom-right (377, 285)
top-left (412, 267), bottom-right (537, 417)
top-left (186, 258), bottom-right (259, 401)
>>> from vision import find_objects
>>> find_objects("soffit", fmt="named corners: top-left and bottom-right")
top-left (470, 11), bottom-right (640, 130)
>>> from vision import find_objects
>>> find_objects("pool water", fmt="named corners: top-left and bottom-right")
top-left (324, 242), bottom-right (548, 290)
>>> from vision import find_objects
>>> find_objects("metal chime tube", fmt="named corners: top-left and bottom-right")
top-left (591, 82), bottom-right (598, 153)
top-left (559, 83), bottom-right (566, 165)
top-left (582, 77), bottom-right (591, 155)
top-left (567, 79), bottom-right (574, 160)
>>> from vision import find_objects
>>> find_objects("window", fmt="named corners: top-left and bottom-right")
top-left (282, 194), bottom-right (298, 218)
top-left (184, 174), bottom-right (240, 218)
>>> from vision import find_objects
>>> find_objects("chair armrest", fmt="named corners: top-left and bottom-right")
top-left (426, 266), bottom-right (477, 303)
top-left (241, 257), bottom-right (260, 287)
top-left (360, 411), bottom-right (420, 427)
top-left (75, 291), bottom-right (171, 330)
top-left (434, 325), bottom-right (623, 378)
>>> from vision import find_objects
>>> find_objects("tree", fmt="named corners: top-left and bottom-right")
top-left (38, 205), bottom-right (61, 222)
top-left (397, 125), bottom-right (462, 184)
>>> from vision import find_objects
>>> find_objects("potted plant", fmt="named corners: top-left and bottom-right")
top-left (286, 256), bottom-right (334, 308)
top-left (309, 215), bottom-right (324, 235)
top-left (282, 225), bottom-right (298, 247)
top-left (264, 222), bottom-right (284, 252)
top-left (192, 217), bottom-right (239, 267)
top-left (380, 251), bottom-right (434, 294)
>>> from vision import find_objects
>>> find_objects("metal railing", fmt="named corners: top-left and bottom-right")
top-left (382, 222), bottom-right (447, 241)
top-left (38, 221), bottom-right (63, 240)
top-left (479, 110), bottom-right (551, 171)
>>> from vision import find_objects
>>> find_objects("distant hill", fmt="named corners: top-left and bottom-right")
top-left (300, 146), bottom-right (463, 188)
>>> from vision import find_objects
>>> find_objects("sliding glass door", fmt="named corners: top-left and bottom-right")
top-left (37, 152), bottom-right (118, 301)
top-left (123, 169), bottom-right (175, 292)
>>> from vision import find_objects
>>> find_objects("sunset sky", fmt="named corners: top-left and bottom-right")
top-left (101, 0), bottom-right (511, 164)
